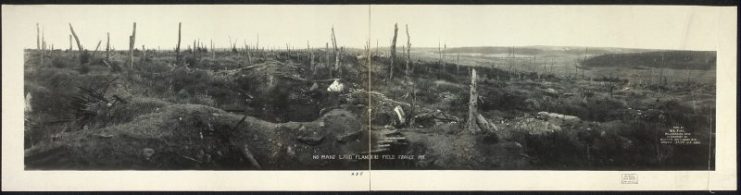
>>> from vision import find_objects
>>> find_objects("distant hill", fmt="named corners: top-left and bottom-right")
top-left (442, 46), bottom-right (656, 57)
top-left (582, 51), bottom-right (716, 70)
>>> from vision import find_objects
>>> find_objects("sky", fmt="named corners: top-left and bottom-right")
top-left (3, 5), bottom-right (726, 51)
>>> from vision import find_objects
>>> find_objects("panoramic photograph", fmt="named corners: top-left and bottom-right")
top-left (21, 5), bottom-right (716, 170)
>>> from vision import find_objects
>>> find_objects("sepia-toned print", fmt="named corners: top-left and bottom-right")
top-left (21, 5), bottom-right (716, 171)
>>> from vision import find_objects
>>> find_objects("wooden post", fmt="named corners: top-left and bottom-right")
top-left (129, 22), bottom-right (136, 69)
top-left (389, 23), bottom-right (398, 80)
top-left (176, 22), bottom-right (182, 66)
top-left (466, 68), bottom-right (480, 134)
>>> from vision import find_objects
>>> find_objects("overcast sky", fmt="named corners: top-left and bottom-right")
top-left (3, 5), bottom-right (725, 51)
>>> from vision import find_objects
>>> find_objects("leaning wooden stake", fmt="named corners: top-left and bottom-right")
top-left (128, 22), bottom-right (136, 69)
top-left (466, 68), bottom-right (481, 134)
top-left (389, 23), bottom-right (399, 80)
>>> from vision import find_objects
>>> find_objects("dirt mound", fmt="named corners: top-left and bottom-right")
top-left (25, 104), bottom-right (368, 170)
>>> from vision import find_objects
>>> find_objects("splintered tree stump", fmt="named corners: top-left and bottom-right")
top-left (466, 68), bottom-right (481, 134)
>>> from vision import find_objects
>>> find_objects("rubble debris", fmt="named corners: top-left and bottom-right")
top-left (537, 111), bottom-right (580, 122)
top-left (327, 79), bottom-right (344, 92)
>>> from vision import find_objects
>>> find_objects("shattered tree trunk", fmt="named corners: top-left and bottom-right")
top-left (389, 23), bottom-right (398, 80)
top-left (129, 22), bottom-right (136, 69)
top-left (36, 23), bottom-right (40, 50)
top-left (141, 45), bottom-right (146, 63)
top-left (308, 42), bottom-right (315, 77)
top-left (466, 68), bottom-right (481, 134)
top-left (457, 53), bottom-right (461, 73)
top-left (69, 35), bottom-right (73, 52)
top-left (437, 42), bottom-right (443, 77)
top-left (106, 32), bottom-right (110, 61)
top-left (331, 27), bottom-right (339, 78)
top-left (176, 22), bottom-right (182, 66)
top-left (211, 40), bottom-right (215, 61)
top-left (92, 40), bottom-right (101, 58)
top-left (245, 42), bottom-right (252, 65)
top-left (325, 42), bottom-right (329, 70)
top-left (405, 24), bottom-right (412, 77)
top-left (442, 44), bottom-right (446, 76)
top-left (40, 29), bottom-right (45, 66)
top-left (68, 23), bottom-right (85, 64)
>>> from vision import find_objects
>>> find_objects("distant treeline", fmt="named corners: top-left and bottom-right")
top-left (582, 51), bottom-right (716, 70)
